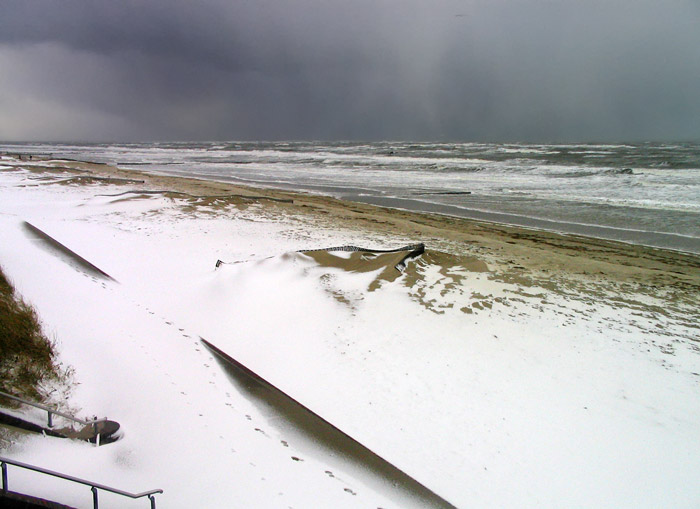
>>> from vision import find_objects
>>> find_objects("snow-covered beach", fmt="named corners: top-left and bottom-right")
top-left (1, 154), bottom-right (699, 507)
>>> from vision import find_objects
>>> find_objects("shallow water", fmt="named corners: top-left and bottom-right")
top-left (3, 141), bottom-right (699, 253)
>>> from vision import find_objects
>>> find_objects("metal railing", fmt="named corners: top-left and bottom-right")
top-left (1, 456), bottom-right (163, 508)
top-left (0, 390), bottom-right (110, 447)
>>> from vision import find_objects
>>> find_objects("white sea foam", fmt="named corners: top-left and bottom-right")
top-left (2, 141), bottom-right (698, 252)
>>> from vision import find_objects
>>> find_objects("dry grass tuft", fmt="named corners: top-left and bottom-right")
top-left (0, 266), bottom-right (71, 406)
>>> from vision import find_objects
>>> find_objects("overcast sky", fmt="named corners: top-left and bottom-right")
top-left (1, 0), bottom-right (699, 143)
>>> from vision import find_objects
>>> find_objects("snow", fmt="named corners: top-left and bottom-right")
top-left (1, 159), bottom-right (699, 508)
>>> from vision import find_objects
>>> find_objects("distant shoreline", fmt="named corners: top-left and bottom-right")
top-left (4, 152), bottom-right (696, 296)
top-left (143, 166), bottom-right (700, 255)
top-left (3, 148), bottom-right (697, 256)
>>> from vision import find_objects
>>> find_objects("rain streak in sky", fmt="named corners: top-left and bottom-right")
top-left (1, 0), bottom-right (699, 142)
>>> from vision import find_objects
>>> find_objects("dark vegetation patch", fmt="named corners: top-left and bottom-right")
top-left (0, 265), bottom-right (70, 407)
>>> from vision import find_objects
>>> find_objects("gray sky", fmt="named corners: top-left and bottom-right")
top-left (1, 0), bottom-right (699, 142)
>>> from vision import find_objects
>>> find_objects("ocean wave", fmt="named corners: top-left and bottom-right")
top-left (3, 140), bottom-right (699, 253)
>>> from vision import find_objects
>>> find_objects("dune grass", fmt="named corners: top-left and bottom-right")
top-left (0, 265), bottom-right (67, 405)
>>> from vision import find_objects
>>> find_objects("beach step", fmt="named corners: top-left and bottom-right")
top-left (0, 489), bottom-right (75, 508)
top-left (0, 392), bottom-right (120, 446)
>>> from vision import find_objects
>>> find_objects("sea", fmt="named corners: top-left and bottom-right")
top-left (2, 141), bottom-right (699, 254)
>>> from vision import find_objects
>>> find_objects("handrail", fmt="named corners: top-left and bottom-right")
top-left (1, 456), bottom-right (163, 508)
top-left (0, 390), bottom-right (108, 426)
top-left (0, 390), bottom-right (110, 446)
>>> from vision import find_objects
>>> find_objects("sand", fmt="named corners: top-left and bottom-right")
top-left (5, 152), bottom-right (697, 340)
top-left (7, 154), bottom-right (697, 316)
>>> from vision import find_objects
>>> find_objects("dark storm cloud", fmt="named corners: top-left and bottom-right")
top-left (1, 0), bottom-right (699, 142)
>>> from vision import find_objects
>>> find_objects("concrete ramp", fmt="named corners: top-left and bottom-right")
top-left (22, 222), bottom-right (117, 282)
top-left (203, 338), bottom-right (456, 509)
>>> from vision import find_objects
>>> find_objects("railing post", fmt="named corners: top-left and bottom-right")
top-left (93, 420), bottom-right (100, 448)
top-left (1, 461), bottom-right (7, 492)
top-left (92, 486), bottom-right (99, 509)
top-left (47, 411), bottom-right (53, 428)
top-left (149, 493), bottom-right (156, 509)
